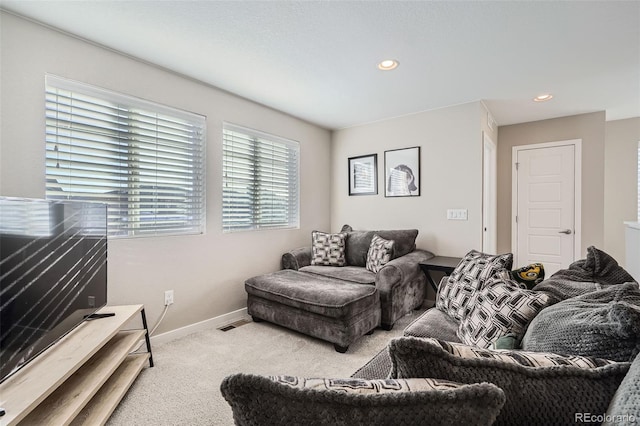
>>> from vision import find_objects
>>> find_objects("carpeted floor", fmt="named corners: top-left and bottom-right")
top-left (107, 309), bottom-right (425, 425)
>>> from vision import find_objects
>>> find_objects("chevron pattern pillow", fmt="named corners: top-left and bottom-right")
top-left (457, 279), bottom-right (550, 348)
top-left (365, 234), bottom-right (395, 273)
top-left (311, 231), bottom-right (347, 266)
top-left (436, 250), bottom-right (513, 321)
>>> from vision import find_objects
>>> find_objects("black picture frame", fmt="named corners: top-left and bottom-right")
top-left (348, 154), bottom-right (378, 196)
top-left (384, 146), bottom-right (421, 197)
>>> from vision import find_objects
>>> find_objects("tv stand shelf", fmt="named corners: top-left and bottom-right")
top-left (0, 304), bottom-right (153, 426)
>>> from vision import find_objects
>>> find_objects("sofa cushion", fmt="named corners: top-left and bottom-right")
top-left (299, 265), bottom-right (376, 285)
top-left (522, 282), bottom-right (640, 362)
top-left (351, 347), bottom-right (393, 380)
top-left (389, 337), bottom-right (630, 426)
top-left (366, 234), bottom-right (395, 273)
top-left (457, 279), bottom-right (549, 348)
top-left (311, 231), bottom-right (347, 266)
top-left (221, 373), bottom-right (506, 426)
top-left (245, 270), bottom-right (378, 318)
top-left (403, 305), bottom-right (461, 342)
top-left (343, 227), bottom-right (418, 267)
top-left (436, 250), bottom-right (513, 321)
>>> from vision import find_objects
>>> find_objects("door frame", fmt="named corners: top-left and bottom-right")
top-left (511, 139), bottom-right (582, 267)
top-left (482, 132), bottom-right (497, 254)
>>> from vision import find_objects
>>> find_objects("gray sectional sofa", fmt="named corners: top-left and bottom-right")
top-left (225, 247), bottom-right (640, 425)
top-left (351, 246), bottom-right (640, 425)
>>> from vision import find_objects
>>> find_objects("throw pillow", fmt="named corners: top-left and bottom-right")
top-left (522, 282), bottom-right (640, 362)
top-left (510, 263), bottom-right (545, 289)
top-left (436, 250), bottom-right (513, 321)
top-left (269, 375), bottom-right (469, 394)
top-left (490, 334), bottom-right (519, 350)
top-left (221, 373), bottom-right (505, 426)
top-left (389, 337), bottom-right (630, 426)
top-left (365, 234), bottom-right (395, 273)
top-left (457, 279), bottom-right (550, 348)
top-left (343, 228), bottom-right (418, 266)
top-left (311, 231), bottom-right (347, 266)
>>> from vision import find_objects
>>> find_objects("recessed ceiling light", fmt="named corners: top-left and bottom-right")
top-left (378, 59), bottom-right (399, 71)
top-left (533, 93), bottom-right (553, 102)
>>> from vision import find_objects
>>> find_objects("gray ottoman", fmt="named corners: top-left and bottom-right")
top-left (245, 270), bottom-right (381, 353)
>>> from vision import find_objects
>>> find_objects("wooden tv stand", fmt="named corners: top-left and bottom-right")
top-left (0, 304), bottom-right (153, 425)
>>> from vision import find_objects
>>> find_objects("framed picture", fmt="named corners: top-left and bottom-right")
top-left (348, 154), bottom-right (378, 196)
top-left (384, 146), bottom-right (420, 197)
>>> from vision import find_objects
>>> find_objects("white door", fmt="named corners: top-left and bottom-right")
top-left (512, 141), bottom-right (581, 275)
top-left (482, 133), bottom-right (497, 254)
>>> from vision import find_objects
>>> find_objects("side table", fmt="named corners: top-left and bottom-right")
top-left (419, 256), bottom-right (462, 292)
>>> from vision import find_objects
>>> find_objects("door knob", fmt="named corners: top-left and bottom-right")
top-left (558, 229), bottom-right (572, 235)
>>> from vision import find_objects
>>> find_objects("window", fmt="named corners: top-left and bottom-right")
top-left (637, 141), bottom-right (640, 222)
top-left (222, 123), bottom-right (299, 232)
top-left (45, 75), bottom-right (206, 238)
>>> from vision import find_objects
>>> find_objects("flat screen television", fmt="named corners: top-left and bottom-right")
top-left (0, 197), bottom-right (107, 384)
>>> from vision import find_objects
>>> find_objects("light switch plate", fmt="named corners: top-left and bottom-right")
top-left (447, 209), bottom-right (468, 220)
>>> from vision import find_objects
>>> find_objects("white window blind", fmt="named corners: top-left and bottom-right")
top-left (222, 123), bottom-right (299, 232)
top-left (637, 141), bottom-right (640, 222)
top-left (45, 75), bottom-right (206, 238)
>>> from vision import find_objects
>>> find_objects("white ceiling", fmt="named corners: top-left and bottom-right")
top-left (2, 1), bottom-right (639, 130)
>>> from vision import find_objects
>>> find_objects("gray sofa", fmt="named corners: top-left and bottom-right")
top-left (280, 227), bottom-right (435, 330)
top-left (352, 247), bottom-right (640, 425)
top-left (244, 227), bottom-right (434, 353)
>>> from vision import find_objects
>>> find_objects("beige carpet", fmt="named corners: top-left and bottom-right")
top-left (107, 309), bottom-right (425, 425)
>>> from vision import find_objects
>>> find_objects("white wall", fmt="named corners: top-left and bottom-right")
top-left (604, 117), bottom-right (640, 266)
top-left (331, 102), bottom-right (492, 257)
top-left (0, 12), bottom-right (332, 334)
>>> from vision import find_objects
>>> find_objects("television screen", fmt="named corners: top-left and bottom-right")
top-left (0, 198), bottom-right (107, 383)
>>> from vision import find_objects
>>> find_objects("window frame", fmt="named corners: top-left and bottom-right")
top-left (45, 75), bottom-right (206, 238)
top-left (222, 122), bottom-right (300, 233)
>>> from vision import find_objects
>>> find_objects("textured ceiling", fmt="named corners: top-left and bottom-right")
top-left (2, 1), bottom-right (639, 129)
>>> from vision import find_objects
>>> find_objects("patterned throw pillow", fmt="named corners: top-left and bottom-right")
top-left (406, 337), bottom-right (618, 368)
top-left (365, 234), bottom-right (395, 273)
top-left (389, 336), bottom-right (630, 425)
top-left (457, 279), bottom-right (550, 348)
top-left (221, 372), bottom-right (506, 426)
top-left (436, 250), bottom-right (513, 321)
top-left (269, 375), bottom-right (465, 394)
top-left (311, 231), bottom-right (347, 266)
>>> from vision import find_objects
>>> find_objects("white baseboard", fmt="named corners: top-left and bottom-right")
top-left (149, 307), bottom-right (250, 346)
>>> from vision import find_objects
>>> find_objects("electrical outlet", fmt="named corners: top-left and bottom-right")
top-left (164, 290), bottom-right (174, 306)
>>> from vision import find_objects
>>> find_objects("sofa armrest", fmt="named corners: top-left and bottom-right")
top-left (376, 249), bottom-right (435, 292)
top-left (281, 247), bottom-right (312, 270)
top-left (375, 249), bottom-right (434, 328)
